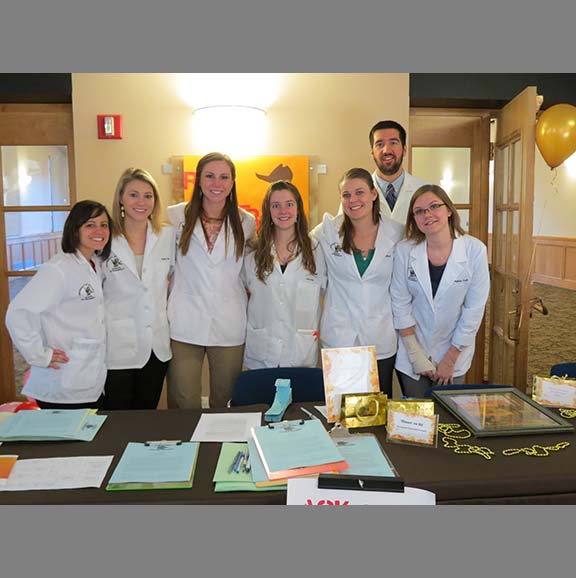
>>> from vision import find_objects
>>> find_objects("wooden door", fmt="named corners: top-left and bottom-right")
top-left (0, 104), bottom-right (75, 403)
top-left (489, 87), bottom-right (538, 391)
top-left (409, 108), bottom-right (491, 384)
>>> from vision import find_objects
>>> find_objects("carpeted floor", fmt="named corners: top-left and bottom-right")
top-left (528, 282), bottom-right (576, 384)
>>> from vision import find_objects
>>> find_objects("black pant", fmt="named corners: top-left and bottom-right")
top-left (104, 352), bottom-right (169, 410)
top-left (36, 395), bottom-right (104, 410)
top-left (377, 355), bottom-right (396, 397)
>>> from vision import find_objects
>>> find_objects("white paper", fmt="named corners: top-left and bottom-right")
top-left (314, 405), bottom-right (328, 419)
top-left (287, 477), bottom-right (436, 505)
top-left (190, 412), bottom-right (262, 442)
top-left (388, 411), bottom-right (436, 445)
top-left (538, 380), bottom-right (576, 407)
top-left (0, 456), bottom-right (114, 491)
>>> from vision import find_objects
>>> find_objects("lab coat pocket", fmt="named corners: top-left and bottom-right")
top-left (244, 326), bottom-right (269, 363)
top-left (59, 337), bottom-right (105, 400)
top-left (294, 280), bottom-right (321, 329)
top-left (294, 329), bottom-right (318, 367)
top-left (107, 318), bottom-right (138, 363)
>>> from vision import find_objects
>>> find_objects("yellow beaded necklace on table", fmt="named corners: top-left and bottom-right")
top-left (438, 423), bottom-right (571, 461)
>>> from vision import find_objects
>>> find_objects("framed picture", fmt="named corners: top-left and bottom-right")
top-left (432, 387), bottom-right (575, 437)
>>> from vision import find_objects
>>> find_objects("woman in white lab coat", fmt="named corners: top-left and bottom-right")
top-left (102, 168), bottom-right (176, 410)
top-left (166, 152), bottom-right (256, 409)
top-left (5, 200), bottom-right (112, 409)
top-left (243, 180), bottom-right (325, 369)
top-left (390, 184), bottom-right (490, 398)
top-left (311, 168), bottom-right (404, 396)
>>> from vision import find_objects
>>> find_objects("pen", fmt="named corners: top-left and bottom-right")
top-left (300, 406), bottom-right (320, 421)
top-left (235, 451), bottom-right (246, 474)
top-left (228, 451), bottom-right (242, 474)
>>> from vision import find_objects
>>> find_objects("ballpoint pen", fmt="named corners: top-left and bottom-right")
top-left (228, 451), bottom-right (242, 474)
top-left (300, 406), bottom-right (320, 420)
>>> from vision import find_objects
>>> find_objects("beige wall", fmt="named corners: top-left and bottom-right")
top-left (72, 73), bottom-right (409, 226)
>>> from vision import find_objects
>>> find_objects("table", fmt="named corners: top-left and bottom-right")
top-left (2, 403), bottom-right (576, 504)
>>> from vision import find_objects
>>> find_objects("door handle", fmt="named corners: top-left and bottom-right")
top-left (528, 297), bottom-right (548, 317)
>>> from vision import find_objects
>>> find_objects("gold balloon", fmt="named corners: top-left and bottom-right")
top-left (536, 104), bottom-right (576, 169)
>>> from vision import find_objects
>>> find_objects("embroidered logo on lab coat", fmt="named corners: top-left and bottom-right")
top-left (78, 283), bottom-right (96, 301)
top-left (330, 242), bottom-right (343, 257)
top-left (106, 256), bottom-right (125, 272)
top-left (408, 266), bottom-right (417, 281)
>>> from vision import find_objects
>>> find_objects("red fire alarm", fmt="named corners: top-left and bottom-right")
top-left (97, 115), bottom-right (122, 139)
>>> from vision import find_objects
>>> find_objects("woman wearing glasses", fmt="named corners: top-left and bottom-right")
top-left (390, 184), bottom-right (490, 397)
top-left (312, 168), bottom-right (404, 396)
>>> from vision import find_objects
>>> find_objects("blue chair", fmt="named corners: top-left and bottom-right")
top-left (423, 383), bottom-right (509, 399)
top-left (230, 367), bottom-right (325, 406)
top-left (550, 362), bottom-right (576, 379)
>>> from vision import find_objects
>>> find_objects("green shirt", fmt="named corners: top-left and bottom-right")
top-left (353, 249), bottom-right (375, 277)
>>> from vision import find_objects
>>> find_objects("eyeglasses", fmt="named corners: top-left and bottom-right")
top-left (413, 202), bottom-right (446, 218)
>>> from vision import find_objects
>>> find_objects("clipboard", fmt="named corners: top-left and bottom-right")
top-left (250, 419), bottom-right (348, 481)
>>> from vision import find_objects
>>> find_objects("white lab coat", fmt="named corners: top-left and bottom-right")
top-left (5, 251), bottom-right (107, 403)
top-left (311, 212), bottom-right (404, 359)
top-left (242, 242), bottom-right (326, 369)
top-left (373, 171), bottom-right (428, 225)
top-left (166, 203), bottom-right (256, 346)
top-left (102, 223), bottom-right (176, 369)
top-left (390, 235), bottom-right (490, 380)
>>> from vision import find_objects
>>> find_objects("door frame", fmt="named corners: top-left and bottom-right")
top-left (488, 87), bottom-right (538, 391)
top-left (409, 107), bottom-right (492, 384)
top-left (0, 104), bottom-right (75, 403)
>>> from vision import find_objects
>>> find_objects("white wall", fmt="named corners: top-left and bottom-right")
top-left (534, 148), bottom-right (576, 237)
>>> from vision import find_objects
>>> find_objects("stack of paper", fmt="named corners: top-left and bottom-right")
top-left (106, 441), bottom-right (200, 491)
top-left (212, 442), bottom-right (286, 492)
top-left (251, 419), bottom-right (348, 480)
top-left (0, 409), bottom-right (106, 442)
top-left (0, 456), bottom-right (113, 492)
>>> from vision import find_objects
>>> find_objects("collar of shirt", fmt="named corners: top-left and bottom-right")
top-left (374, 170), bottom-right (405, 198)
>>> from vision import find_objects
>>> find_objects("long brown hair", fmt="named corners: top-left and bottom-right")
top-left (338, 168), bottom-right (380, 254)
top-left (405, 184), bottom-right (465, 243)
top-left (179, 152), bottom-right (245, 260)
top-left (251, 181), bottom-right (316, 282)
top-left (112, 167), bottom-right (164, 237)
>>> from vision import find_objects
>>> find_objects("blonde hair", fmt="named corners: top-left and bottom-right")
top-left (112, 167), bottom-right (164, 236)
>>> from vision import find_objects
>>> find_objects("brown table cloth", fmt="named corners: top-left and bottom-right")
top-left (1, 404), bottom-right (576, 504)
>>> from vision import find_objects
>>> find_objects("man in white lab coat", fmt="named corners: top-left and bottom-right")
top-left (369, 120), bottom-right (427, 225)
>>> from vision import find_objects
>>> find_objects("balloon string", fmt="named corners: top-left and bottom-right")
top-left (534, 168), bottom-right (558, 237)
top-left (518, 168), bottom-right (558, 332)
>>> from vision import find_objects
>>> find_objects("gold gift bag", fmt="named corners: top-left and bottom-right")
top-left (340, 392), bottom-right (388, 428)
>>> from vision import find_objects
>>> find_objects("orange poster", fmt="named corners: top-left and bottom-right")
top-left (183, 156), bottom-right (309, 229)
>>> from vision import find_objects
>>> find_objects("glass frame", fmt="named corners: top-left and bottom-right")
top-left (432, 387), bottom-right (574, 437)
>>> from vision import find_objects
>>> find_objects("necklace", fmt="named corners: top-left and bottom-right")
top-left (438, 422), bottom-right (571, 460)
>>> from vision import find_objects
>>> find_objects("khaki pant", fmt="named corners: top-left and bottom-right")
top-left (167, 340), bottom-right (244, 409)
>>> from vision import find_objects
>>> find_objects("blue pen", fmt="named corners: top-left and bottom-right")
top-left (228, 451), bottom-right (242, 474)
top-left (234, 451), bottom-right (246, 474)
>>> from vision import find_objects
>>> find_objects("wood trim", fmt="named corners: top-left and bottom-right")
top-left (532, 236), bottom-right (576, 290)
top-left (1, 103), bottom-right (75, 402)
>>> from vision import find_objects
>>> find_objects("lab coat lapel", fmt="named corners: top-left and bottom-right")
top-left (362, 218), bottom-right (395, 279)
top-left (434, 236), bottom-right (467, 301)
top-left (410, 241), bottom-right (435, 310)
top-left (112, 235), bottom-right (139, 279)
top-left (143, 222), bottom-right (159, 261)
